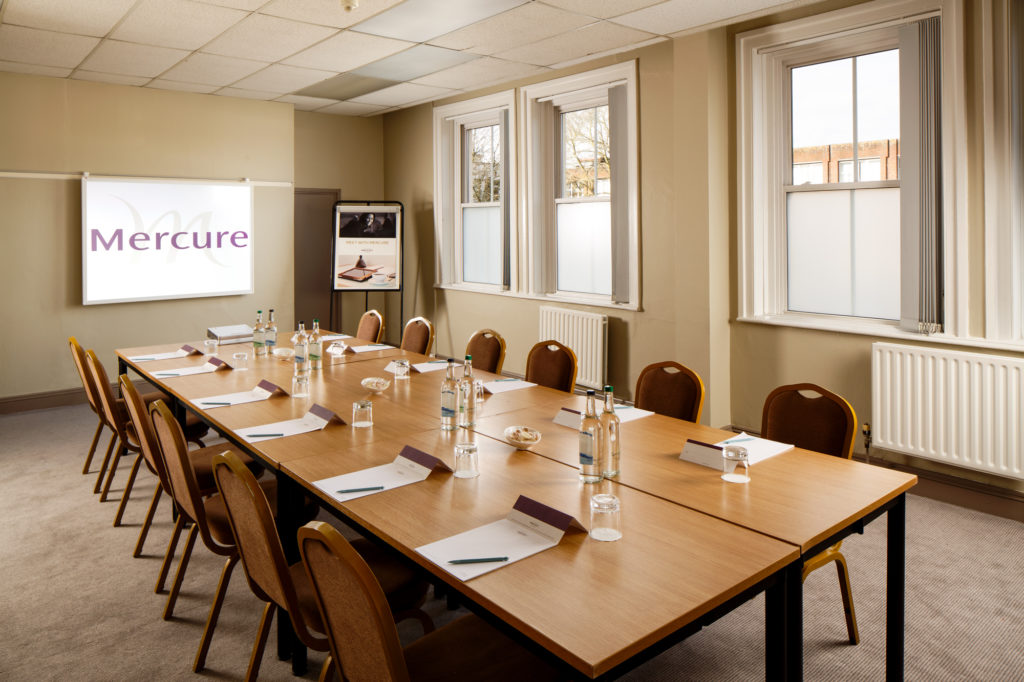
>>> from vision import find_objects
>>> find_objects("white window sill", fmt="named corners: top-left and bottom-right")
top-left (737, 313), bottom-right (1024, 354)
top-left (436, 283), bottom-right (641, 312)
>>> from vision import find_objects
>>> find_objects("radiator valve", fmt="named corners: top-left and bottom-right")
top-left (861, 422), bottom-right (872, 462)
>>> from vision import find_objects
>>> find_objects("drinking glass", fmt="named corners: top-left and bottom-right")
top-left (292, 374), bottom-right (310, 398)
top-left (352, 400), bottom-right (373, 428)
top-left (453, 442), bottom-right (479, 479)
top-left (232, 351), bottom-right (249, 369)
top-left (589, 493), bottom-right (622, 541)
top-left (203, 339), bottom-right (218, 357)
top-left (394, 358), bottom-right (410, 380)
top-left (721, 445), bottom-right (750, 483)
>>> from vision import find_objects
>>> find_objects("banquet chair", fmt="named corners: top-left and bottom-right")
top-left (465, 329), bottom-right (506, 374)
top-left (119, 376), bottom-right (259, 557)
top-left (68, 337), bottom-right (110, 475)
top-left (399, 316), bottom-right (434, 355)
top-left (212, 451), bottom-right (433, 680)
top-left (150, 400), bottom-right (283, 673)
top-left (356, 309), bottom-right (385, 343)
top-left (761, 382), bottom-right (860, 645)
top-left (524, 340), bottom-right (577, 393)
top-left (634, 361), bottom-right (706, 423)
top-left (297, 520), bottom-right (561, 682)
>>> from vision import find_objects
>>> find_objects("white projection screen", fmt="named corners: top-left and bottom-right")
top-left (82, 176), bottom-right (254, 305)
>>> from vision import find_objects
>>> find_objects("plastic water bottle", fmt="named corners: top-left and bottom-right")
top-left (600, 385), bottom-right (621, 478)
top-left (265, 309), bottom-right (278, 352)
top-left (440, 359), bottom-right (457, 431)
top-left (579, 390), bottom-right (601, 483)
top-left (294, 320), bottom-right (309, 378)
top-left (457, 355), bottom-right (477, 427)
top-left (309, 318), bottom-right (323, 370)
top-left (253, 310), bottom-right (266, 357)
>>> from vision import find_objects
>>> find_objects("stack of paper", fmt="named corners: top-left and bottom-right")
top-left (195, 380), bottom-right (287, 409)
top-left (237, 404), bottom-right (343, 442)
top-left (128, 345), bottom-right (200, 362)
top-left (153, 356), bottom-right (232, 378)
top-left (313, 446), bottom-right (451, 502)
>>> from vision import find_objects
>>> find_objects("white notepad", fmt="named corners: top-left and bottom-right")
top-left (715, 432), bottom-right (793, 464)
top-left (195, 379), bottom-right (287, 408)
top-left (313, 446), bottom-right (451, 502)
top-left (482, 379), bottom-right (535, 394)
top-left (152, 356), bottom-right (232, 377)
top-left (127, 344), bottom-right (201, 362)
top-left (237, 404), bottom-right (342, 443)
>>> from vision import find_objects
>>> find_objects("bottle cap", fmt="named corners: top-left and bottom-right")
top-left (465, 354), bottom-right (472, 360)
top-left (604, 385), bottom-right (613, 392)
top-left (587, 389), bottom-right (595, 395)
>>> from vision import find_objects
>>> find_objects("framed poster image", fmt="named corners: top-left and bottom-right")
top-left (332, 202), bottom-right (402, 291)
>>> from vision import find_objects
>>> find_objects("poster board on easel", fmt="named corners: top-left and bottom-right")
top-left (332, 202), bottom-right (402, 291)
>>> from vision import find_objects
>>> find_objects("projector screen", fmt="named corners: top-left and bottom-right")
top-left (82, 176), bottom-right (254, 305)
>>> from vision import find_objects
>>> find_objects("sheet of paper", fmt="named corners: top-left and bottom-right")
top-left (416, 517), bottom-right (558, 581)
top-left (320, 334), bottom-right (351, 342)
top-left (237, 404), bottom-right (339, 443)
top-left (194, 380), bottom-right (285, 409)
top-left (127, 345), bottom-right (198, 362)
top-left (314, 457), bottom-right (430, 502)
top-left (553, 407), bottom-right (581, 429)
top-left (612, 405), bottom-right (655, 423)
top-left (482, 379), bottom-right (536, 394)
top-left (412, 360), bottom-right (451, 373)
top-left (350, 343), bottom-right (394, 354)
top-left (152, 357), bottom-right (230, 377)
top-left (715, 432), bottom-right (793, 464)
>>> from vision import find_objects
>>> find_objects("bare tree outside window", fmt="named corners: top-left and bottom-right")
top-left (467, 124), bottom-right (501, 203)
top-left (561, 105), bottom-right (610, 198)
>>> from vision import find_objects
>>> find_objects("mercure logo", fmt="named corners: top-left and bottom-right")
top-left (90, 228), bottom-right (249, 251)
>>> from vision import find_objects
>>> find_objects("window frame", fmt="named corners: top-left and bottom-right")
top-left (736, 0), bottom-right (968, 340)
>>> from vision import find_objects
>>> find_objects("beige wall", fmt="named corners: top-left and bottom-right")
top-left (0, 72), bottom-right (294, 399)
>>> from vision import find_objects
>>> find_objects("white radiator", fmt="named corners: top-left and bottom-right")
top-left (538, 306), bottom-right (607, 390)
top-left (872, 342), bottom-right (1024, 480)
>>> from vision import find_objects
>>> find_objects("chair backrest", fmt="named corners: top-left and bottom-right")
top-left (634, 361), bottom-right (706, 423)
top-left (212, 450), bottom-right (326, 650)
top-left (298, 521), bottom-right (410, 682)
top-left (761, 383), bottom-right (856, 459)
top-left (465, 329), bottom-right (506, 374)
top-left (356, 310), bottom-right (384, 343)
top-left (68, 337), bottom-right (101, 417)
top-left (150, 400), bottom-right (210, 531)
top-left (524, 340), bottom-right (577, 393)
top-left (85, 349), bottom-right (127, 439)
top-left (399, 316), bottom-right (434, 355)
top-left (120, 376), bottom-right (173, 493)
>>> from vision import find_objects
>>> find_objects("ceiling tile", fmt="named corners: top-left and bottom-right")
top-left (71, 70), bottom-right (151, 86)
top-left (540, 0), bottom-right (666, 20)
top-left (411, 56), bottom-right (546, 90)
top-left (147, 79), bottom-right (221, 93)
top-left (282, 29), bottom-right (413, 72)
top-left (493, 21), bottom-right (656, 66)
top-left (317, 100), bottom-right (388, 116)
top-left (2, 0), bottom-right (137, 37)
top-left (0, 25), bottom-right (100, 69)
top-left (259, 0), bottom-right (406, 30)
top-left (353, 0), bottom-right (527, 43)
top-left (203, 13), bottom-right (337, 62)
top-left (0, 60), bottom-right (72, 78)
top-left (295, 72), bottom-right (398, 99)
top-left (111, 0), bottom-right (248, 51)
top-left (276, 94), bottom-right (340, 110)
top-left (215, 86), bottom-right (281, 99)
top-left (429, 3), bottom-right (593, 55)
top-left (79, 40), bottom-right (191, 78)
top-left (612, 0), bottom-right (793, 34)
top-left (231, 63), bottom-right (336, 93)
top-left (351, 44), bottom-right (477, 81)
top-left (349, 81), bottom-right (455, 107)
top-left (161, 53), bottom-right (268, 86)
top-left (194, 0), bottom-right (267, 9)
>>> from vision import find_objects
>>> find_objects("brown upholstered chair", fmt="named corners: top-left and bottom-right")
top-left (761, 382), bottom-right (860, 645)
top-left (297, 520), bottom-right (560, 682)
top-left (120, 376), bottom-right (259, 558)
top-left (68, 337), bottom-right (112, 475)
top-left (465, 328), bottom-right (506, 374)
top-left (524, 340), bottom-right (577, 393)
top-left (150, 400), bottom-right (276, 672)
top-left (399, 316), bottom-right (434, 355)
top-left (356, 309), bottom-right (385, 343)
top-left (212, 451), bottom-right (433, 681)
top-left (634, 361), bottom-right (706, 423)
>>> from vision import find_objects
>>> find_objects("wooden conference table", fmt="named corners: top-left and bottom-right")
top-left (117, 336), bottom-right (914, 680)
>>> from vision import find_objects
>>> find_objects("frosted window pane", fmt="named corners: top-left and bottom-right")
top-left (852, 188), bottom-right (900, 319)
top-left (787, 191), bottom-right (852, 315)
top-left (462, 206), bottom-right (501, 285)
top-left (556, 201), bottom-right (611, 295)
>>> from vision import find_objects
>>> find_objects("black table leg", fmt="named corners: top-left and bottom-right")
top-left (765, 559), bottom-right (802, 681)
top-left (275, 470), bottom-right (307, 675)
top-left (887, 493), bottom-right (906, 681)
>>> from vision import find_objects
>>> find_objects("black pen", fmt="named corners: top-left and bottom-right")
top-left (201, 401), bottom-right (231, 406)
top-left (248, 433), bottom-right (283, 438)
top-left (448, 556), bottom-right (509, 565)
top-left (336, 486), bottom-right (385, 494)
top-left (155, 372), bottom-right (180, 376)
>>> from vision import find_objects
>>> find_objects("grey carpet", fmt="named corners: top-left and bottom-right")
top-left (1, 404), bottom-right (1022, 680)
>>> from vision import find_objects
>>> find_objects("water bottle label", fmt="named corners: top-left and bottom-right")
top-left (267, 339), bottom-right (276, 347)
top-left (579, 452), bottom-right (594, 465)
top-left (441, 407), bottom-right (455, 417)
top-left (296, 354), bottom-right (306, 362)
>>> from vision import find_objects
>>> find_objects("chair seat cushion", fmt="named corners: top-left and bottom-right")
top-left (350, 538), bottom-right (429, 614)
top-left (403, 614), bottom-right (560, 681)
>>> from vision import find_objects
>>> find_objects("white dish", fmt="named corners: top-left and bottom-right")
top-left (504, 425), bottom-right (541, 449)
top-left (272, 347), bottom-right (294, 359)
top-left (361, 376), bottom-right (391, 394)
